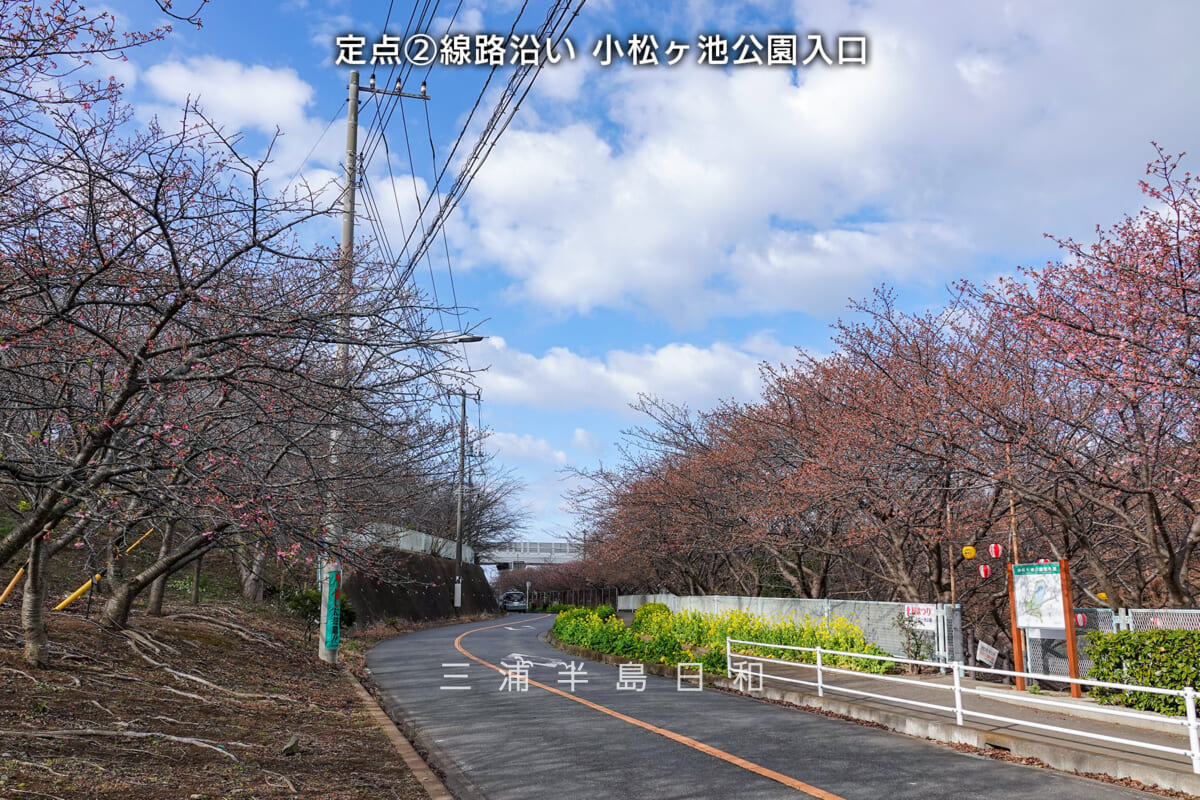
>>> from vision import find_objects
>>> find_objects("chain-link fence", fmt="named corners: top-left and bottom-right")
top-left (1128, 608), bottom-right (1200, 632)
top-left (1023, 608), bottom-right (1104, 678)
top-left (1023, 606), bottom-right (1200, 681)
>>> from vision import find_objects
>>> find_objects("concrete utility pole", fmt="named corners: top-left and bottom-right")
top-left (320, 69), bottom-right (360, 665)
top-left (454, 389), bottom-right (467, 609)
top-left (320, 71), bottom-right (432, 662)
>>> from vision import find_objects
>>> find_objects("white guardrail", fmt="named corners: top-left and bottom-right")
top-left (725, 637), bottom-right (1200, 773)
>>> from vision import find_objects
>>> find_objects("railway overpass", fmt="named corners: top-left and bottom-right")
top-left (482, 540), bottom-right (580, 570)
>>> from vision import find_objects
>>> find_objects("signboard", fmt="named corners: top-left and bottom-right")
top-left (903, 603), bottom-right (937, 632)
top-left (976, 640), bottom-right (999, 668)
top-left (324, 567), bottom-right (341, 651)
top-left (1013, 562), bottom-right (1065, 629)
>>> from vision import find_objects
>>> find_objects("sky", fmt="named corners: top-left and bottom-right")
top-left (97, 0), bottom-right (1200, 544)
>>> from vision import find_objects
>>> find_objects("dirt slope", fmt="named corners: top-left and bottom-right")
top-left (0, 602), bottom-right (430, 799)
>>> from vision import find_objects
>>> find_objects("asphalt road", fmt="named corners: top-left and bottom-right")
top-left (366, 615), bottom-right (1150, 799)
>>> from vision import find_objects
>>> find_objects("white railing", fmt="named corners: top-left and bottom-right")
top-left (725, 636), bottom-right (1200, 774)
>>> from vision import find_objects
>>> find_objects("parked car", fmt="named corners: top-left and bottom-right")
top-left (501, 591), bottom-right (526, 612)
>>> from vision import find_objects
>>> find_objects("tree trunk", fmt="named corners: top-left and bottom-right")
top-left (238, 544), bottom-right (268, 602)
top-left (99, 535), bottom-right (213, 628)
top-left (100, 581), bottom-right (136, 629)
top-left (146, 521), bottom-right (177, 616)
top-left (101, 530), bottom-right (123, 598)
top-left (191, 554), bottom-right (202, 605)
top-left (21, 535), bottom-right (49, 667)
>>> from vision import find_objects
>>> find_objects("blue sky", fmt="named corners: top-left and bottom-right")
top-left (100, 0), bottom-right (1200, 542)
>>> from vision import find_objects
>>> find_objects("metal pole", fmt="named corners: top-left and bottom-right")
top-left (454, 388), bottom-right (466, 609)
top-left (1184, 687), bottom-right (1200, 774)
top-left (952, 662), bottom-right (964, 726)
top-left (320, 69), bottom-right (358, 665)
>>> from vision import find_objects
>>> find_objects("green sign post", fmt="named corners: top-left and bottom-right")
top-left (323, 565), bottom-right (341, 653)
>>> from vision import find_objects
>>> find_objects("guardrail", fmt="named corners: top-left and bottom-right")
top-left (725, 636), bottom-right (1200, 773)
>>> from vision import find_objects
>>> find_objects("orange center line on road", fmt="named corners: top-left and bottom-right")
top-left (454, 616), bottom-right (848, 800)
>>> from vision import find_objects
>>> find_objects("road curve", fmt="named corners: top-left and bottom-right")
top-left (367, 615), bottom-right (1148, 800)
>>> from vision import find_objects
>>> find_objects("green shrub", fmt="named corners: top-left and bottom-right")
top-left (285, 589), bottom-right (356, 631)
top-left (699, 645), bottom-right (729, 676)
top-left (594, 603), bottom-right (616, 620)
top-left (632, 602), bottom-right (671, 633)
top-left (286, 588), bottom-right (321, 622)
top-left (641, 631), bottom-right (689, 664)
top-left (552, 609), bottom-right (628, 652)
top-left (651, 607), bottom-right (893, 674)
top-left (554, 601), bottom-right (892, 675)
top-left (1087, 629), bottom-right (1200, 715)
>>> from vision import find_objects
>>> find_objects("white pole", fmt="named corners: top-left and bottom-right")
top-left (953, 661), bottom-right (964, 726)
top-left (1185, 686), bottom-right (1200, 774)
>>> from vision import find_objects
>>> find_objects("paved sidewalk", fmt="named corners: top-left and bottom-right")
top-left (718, 658), bottom-right (1200, 796)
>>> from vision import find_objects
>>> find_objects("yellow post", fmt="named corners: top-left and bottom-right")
top-left (0, 567), bottom-right (25, 606)
top-left (54, 573), bottom-right (101, 611)
top-left (54, 528), bottom-right (155, 611)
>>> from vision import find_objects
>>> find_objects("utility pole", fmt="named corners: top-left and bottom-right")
top-left (319, 69), bottom-right (360, 665)
top-left (320, 71), bottom-right (431, 662)
top-left (454, 389), bottom-right (466, 609)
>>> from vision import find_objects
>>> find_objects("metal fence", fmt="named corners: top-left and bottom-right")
top-left (725, 636), bottom-right (1200, 774)
top-left (353, 522), bottom-right (475, 563)
top-left (1026, 606), bottom-right (1200, 680)
top-left (619, 594), bottom-right (964, 663)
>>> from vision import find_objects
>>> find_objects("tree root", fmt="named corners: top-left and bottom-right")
top-left (160, 685), bottom-right (212, 703)
top-left (10, 759), bottom-right (68, 777)
top-left (6, 788), bottom-right (69, 799)
top-left (89, 699), bottom-right (116, 717)
top-left (2, 666), bottom-right (38, 683)
top-left (263, 769), bottom-right (297, 793)
top-left (0, 728), bottom-right (238, 761)
top-left (119, 629), bottom-right (179, 656)
top-left (166, 613), bottom-right (283, 648)
top-left (126, 639), bottom-right (295, 702)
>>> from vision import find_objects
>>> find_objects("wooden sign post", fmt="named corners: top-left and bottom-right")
top-left (1010, 559), bottom-right (1080, 697)
top-left (1059, 559), bottom-right (1082, 698)
top-left (1007, 564), bottom-right (1026, 691)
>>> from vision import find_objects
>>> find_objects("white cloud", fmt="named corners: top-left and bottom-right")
top-left (432, 6), bottom-right (484, 36)
top-left (143, 57), bottom-right (314, 133)
top-left (138, 57), bottom-right (347, 187)
top-left (477, 334), bottom-right (789, 414)
top-left (454, 0), bottom-right (1200, 324)
top-left (488, 431), bottom-right (569, 465)
top-left (570, 427), bottom-right (602, 455)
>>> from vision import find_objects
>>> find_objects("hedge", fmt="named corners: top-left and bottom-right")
top-left (1086, 629), bottom-right (1200, 715)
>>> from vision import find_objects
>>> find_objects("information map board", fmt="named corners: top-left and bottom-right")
top-left (1013, 562), bottom-right (1065, 629)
